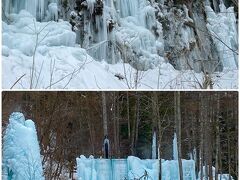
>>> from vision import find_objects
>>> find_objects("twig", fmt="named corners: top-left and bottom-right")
top-left (10, 74), bottom-right (26, 89)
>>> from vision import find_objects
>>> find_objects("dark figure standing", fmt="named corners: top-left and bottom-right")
top-left (103, 135), bottom-right (110, 159)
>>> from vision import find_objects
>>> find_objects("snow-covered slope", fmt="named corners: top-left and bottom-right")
top-left (2, 0), bottom-right (238, 89)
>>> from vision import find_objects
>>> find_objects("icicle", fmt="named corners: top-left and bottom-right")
top-left (117, 0), bottom-right (138, 17)
top-left (86, 0), bottom-right (96, 15)
top-left (152, 130), bottom-right (157, 159)
top-left (38, 0), bottom-right (45, 21)
top-left (25, 0), bottom-right (38, 18)
top-left (173, 133), bottom-right (178, 160)
top-left (46, 3), bottom-right (58, 21)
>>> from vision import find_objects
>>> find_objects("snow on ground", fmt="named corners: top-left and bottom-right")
top-left (2, 112), bottom-right (43, 180)
top-left (2, 11), bottom-right (238, 89)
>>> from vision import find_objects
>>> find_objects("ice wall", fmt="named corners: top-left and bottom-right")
top-left (76, 156), bottom-right (159, 180)
top-left (162, 160), bottom-right (196, 180)
top-left (77, 156), bottom-right (196, 180)
top-left (2, 112), bottom-right (43, 180)
top-left (128, 156), bottom-right (159, 180)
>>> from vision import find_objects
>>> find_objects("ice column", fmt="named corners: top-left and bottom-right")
top-left (2, 112), bottom-right (43, 180)
top-left (152, 131), bottom-right (157, 159)
top-left (173, 133), bottom-right (178, 160)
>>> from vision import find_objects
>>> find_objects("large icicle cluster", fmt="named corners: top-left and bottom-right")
top-left (70, 0), bottom-right (164, 70)
top-left (2, 0), bottom-right (59, 21)
top-left (2, 112), bottom-right (43, 180)
top-left (2, 0), bottom-right (238, 89)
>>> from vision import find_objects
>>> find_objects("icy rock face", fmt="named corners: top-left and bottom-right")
top-left (2, 112), bottom-right (43, 180)
top-left (70, 0), bottom-right (164, 70)
top-left (159, 2), bottom-right (219, 73)
top-left (205, 4), bottom-right (238, 69)
top-left (2, 0), bottom-right (238, 72)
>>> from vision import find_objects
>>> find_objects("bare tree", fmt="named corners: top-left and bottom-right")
top-left (174, 92), bottom-right (183, 180)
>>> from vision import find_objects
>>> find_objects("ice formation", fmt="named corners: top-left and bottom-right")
top-left (2, 112), bottom-right (43, 180)
top-left (152, 131), bottom-right (157, 159)
top-left (2, 0), bottom-right (238, 89)
top-left (2, 0), bottom-right (58, 21)
top-left (76, 155), bottom-right (197, 180)
top-left (198, 166), bottom-right (234, 180)
top-left (173, 132), bottom-right (178, 160)
top-left (205, 4), bottom-right (238, 69)
top-left (76, 155), bottom-right (159, 180)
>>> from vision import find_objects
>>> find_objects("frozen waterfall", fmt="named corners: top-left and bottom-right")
top-left (3, 0), bottom-right (238, 71)
top-left (3, 0), bottom-right (58, 21)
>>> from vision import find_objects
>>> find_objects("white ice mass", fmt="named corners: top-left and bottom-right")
top-left (2, 0), bottom-right (238, 89)
top-left (76, 155), bottom-right (197, 180)
top-left (2, 112), bottom-right (43, 180)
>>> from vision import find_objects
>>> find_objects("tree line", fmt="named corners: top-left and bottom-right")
top-left (2, 91), bottom-right (238, 179)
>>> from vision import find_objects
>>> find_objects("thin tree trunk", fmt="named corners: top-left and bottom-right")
top-left (208, 94), bottom-right (213, 180)
top-left (102, 92), bottom-right (108, 136)
top-left (134, 92), bottom-right (140, 154)
top-left (174, 92), bottom-right (183, 180)
top-left (215, 93), bottom-right (220, 180)
top-left (152, 92), bottom-right (162, 180)
top-left (116, 92), bottom-right (120, 157)
top-left (113, 92), bottom-right (117, 156)
top-left (191, 112), bottom-right (198, 178)
top-left (200, 93), bottom-right (204, 180)
top-left (130, 93), bottom-right (136, 155)
top-left (227, 95), bottom-right (231, 180)
top-left (127, 92), bottom-right (131, 139)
